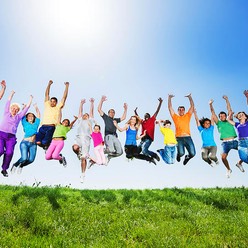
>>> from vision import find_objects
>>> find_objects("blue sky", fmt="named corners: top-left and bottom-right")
top-left (0, 0), bottom-right (248, 189)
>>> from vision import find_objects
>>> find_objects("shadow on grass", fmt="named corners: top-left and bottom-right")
top-left (11, 186), bottom-right (68, 210)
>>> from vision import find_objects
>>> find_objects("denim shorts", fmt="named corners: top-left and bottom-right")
top-left (221, 139), bottom-right (238, 154)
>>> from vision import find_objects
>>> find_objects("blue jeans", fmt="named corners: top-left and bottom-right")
top-left (176, 136), bottom-right (196, 159)
top-left (238, 139), bottom-right (248, 164)
top-left (139, 138), bottom-right (157, 158)
top-left (159, 145), bottom-right (176, 164)
top-left (36, 125), bottom-right (55, 146)
top-left (221, 140), bottom-right (238, 154)
top-left (13, 140), bottom-right (37, 167)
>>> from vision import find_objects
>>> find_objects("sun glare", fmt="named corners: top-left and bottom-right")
top-left (43, 0), bottom-right (111, 46)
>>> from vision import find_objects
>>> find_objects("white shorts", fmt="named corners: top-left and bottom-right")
top-left (74, 135), bottom-right (91, 158)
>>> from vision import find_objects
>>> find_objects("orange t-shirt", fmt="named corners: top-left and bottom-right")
top-left (172, 112), bottom-right (192, 137)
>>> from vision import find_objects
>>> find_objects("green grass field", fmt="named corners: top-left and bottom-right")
top-left (0, 185), bottom-right (248, 247)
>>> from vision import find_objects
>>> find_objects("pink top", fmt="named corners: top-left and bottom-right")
top-left (91, 132), bottom-right (104, 147)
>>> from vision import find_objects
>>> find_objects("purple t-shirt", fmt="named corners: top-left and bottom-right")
top-left (0, 100), bottom-right (29, 135)
top-left (235, 121), bottom-right (248, 139)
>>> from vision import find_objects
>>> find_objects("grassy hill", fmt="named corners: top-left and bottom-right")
top-left (0, 185), bottom-right (248, 247)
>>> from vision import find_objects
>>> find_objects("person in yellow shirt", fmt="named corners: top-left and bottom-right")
top-left (168, 93), bottom-right (196, 165)
top-left (156, 120), bottom-right (177, 164)
top-left (36, 80), bottom-right (69, 150)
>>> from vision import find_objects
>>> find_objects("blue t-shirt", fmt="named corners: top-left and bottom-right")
top-left (235, 121), bottom-right (248, 139)
top-left (22, 117), bottom-right (40, 138)
top-left (125, 127), bottom-right (137, 146)
top-left (198, 125), bottom-right (216, 147)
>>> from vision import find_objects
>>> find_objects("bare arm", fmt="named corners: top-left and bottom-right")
top-left (137, 130), bottom-right (146, 140)
top-left (78, 99), bottom-right (86, 119)
top-left (60, 82), bottom-right (69, 107)
top-left (120, 103), bottom-right (128, 121)
top-left (168, 94), bottom-right (175, 117)
top-left (8, 90), bottom-right (15, 101)
top-left (134, 107), bottom-right (139, 117)
top-left (0, 80), bottom-right (6, 100)
top-left (244, 90), bottom-right (248, 105)
top-left (45, 80), bottom-right (53, 101)
top-left (193, 108), bottom-right (200, 127)
top-left (209, 99), bottom-right (219, 124)
top-left (227, 112), bottom-right (235, 126)
top-left (223, 95), bottom-right (233, 117)
top-left (89, 98), bottom-right (94, 119)
top-left (185, 93), bottom-right (194, 113)
top-left (33, 103), bottom-right (41, 119)
top-left (98, 95), bottom-right (107, 116)
top-left (113, 120), bottom-right (128, 132)
top-left (153, 97), bottom-right (163, 117)
top-left (70, 116), bottom-right (78, 129)
top-left (26, 95), bottom-right (34, 108)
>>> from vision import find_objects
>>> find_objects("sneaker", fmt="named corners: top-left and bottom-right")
top-left (80, 173), bottom-right (85, 183)
top-left (150, 158), bottom-right (157, 165)
top-left (62, 156), bottom-right (67, 167)
top-left (183, 155), bottom-right (191, 165)
top-left (1, 170), bottom-right (8, 177)
top-left (236, 163), bottom-right (245, 172)
top-left (176, 154), bottom-right (181, 162)
top-left (17, 166), bottom-right (23, 174)
top-left (215, 160), bottom-right (219, 165)
top-left (209, 161), bottom-right (215, 167)
top-left (88, 159), bottom-right (95, 169)
top-left (105, 156), bottom-right (110, 166)
top-left (155, 154), bottom-right (160, 162)
top-left (10, 165), bottom-right (17, 174)
top-left (226, 169), bottom-right (232, 178)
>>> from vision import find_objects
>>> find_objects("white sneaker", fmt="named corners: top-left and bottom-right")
top-left (209, 161), bottom-right (215, 167)
top-left (80, 173), bottom-right (85, 183)
top-left (10, 165), bottom-right (17, 174)
top-left (236, 163), bottom-right (245, 172)
top-left (17, 167), bottom-right (23, 174)
top-left (215, 160), bottom-right (219, 165)
top-left (226, 169), bottom-right (232, 178)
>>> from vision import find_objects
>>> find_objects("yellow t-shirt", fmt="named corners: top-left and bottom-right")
top-left (160, 127), bottom-right (177, 145)
top-left (172, 112), bottom-right (192, 137)
top-left (42, 101), bottom-right (63, 125)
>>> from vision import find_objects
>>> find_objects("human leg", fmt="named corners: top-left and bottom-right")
top-left (2, 134), bottom-right (17, 171)
top-left (45, 141), bottom-right (56, 160)
top-left (201, 147), bottom-right (211, 164)
top-left (176, 137), bottom-right (185, 162)
top-left (209, 146), bottom-right (218, 163)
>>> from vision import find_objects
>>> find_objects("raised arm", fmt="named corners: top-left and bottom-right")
top-left (0, 80), bottom-right (6, 100)
top-left (26, 95), bottom-right (34, 108)
top-left (8, 90), bottom-right (15, 101)
top-left (89, 98), bottom-right (94, 119)
top-left (168, 94), bottom-right (175, 117)
top-left (134, 107), bottom-right (139, 117)
top-left (33, 103), bottom-right (41, 119)
top-left (153, 97), bottom-right (163, 118)
top-left (193, 108), bottom-right (200, 127)
top-left (98, 95), bottom-right (107, 116)
top-left (227, 111), bottom-right (235, 126)
top-left (78, 99), bottom-right (86, 119)
top-left (45, 80), bottom-right (53, 101)
top-left (70, 116), bottom-right (78, 129)
top-left (209, 99), bottom-right (218, 124)
top-left (185, 93), bottom-right (194, 113)
top-left (60, 82), bottom-right (69, 107)
top-left (244, 90), bottom-right (248, 105)
top-left (223, 95), bottom-right (233, 116)
top-left (120, 103), bottom-right (128, 121)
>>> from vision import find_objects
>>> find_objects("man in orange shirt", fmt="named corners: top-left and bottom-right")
top-left (168, 93), bottom-right (196, 165)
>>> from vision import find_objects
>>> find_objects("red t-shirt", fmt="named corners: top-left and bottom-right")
top-left (141, 115), bottom-right (156, 141)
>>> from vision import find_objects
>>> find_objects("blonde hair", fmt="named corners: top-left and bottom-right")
top-left (10, 103), bottom-right (21, 110)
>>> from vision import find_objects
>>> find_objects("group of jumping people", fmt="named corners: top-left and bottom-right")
top-left (0, 80), bottom-right (248, 183)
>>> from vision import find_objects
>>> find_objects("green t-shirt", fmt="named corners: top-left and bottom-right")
top-left (216, 120), bottom-right (237, 140)
top-left (53, 124), bottom-right (70, 139)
